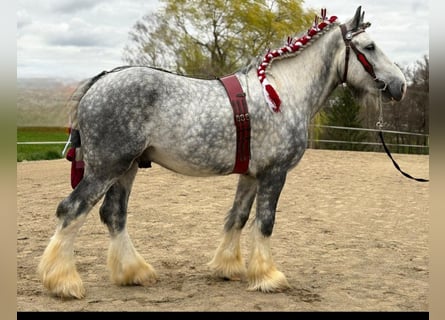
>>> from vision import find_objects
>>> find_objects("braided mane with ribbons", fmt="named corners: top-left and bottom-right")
top-left (257, 8), bottom-right (338, 112)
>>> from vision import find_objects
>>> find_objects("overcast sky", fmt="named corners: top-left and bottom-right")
top-left (17, 0), bottom-right (429, 80)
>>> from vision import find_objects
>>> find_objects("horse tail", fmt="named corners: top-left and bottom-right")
top-left (65, 70), bottom-right (110, 189)
top-left (67, 70), bottom-right (109, 131)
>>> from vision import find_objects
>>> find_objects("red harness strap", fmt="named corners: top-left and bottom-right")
top-left (219, 74), bottom-right (251, 174)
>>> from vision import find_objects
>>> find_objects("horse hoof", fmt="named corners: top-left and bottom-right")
top-left (222, 275), bottom-right (243, 281)
top-left (52, 283), bottom-right (86, 300)
top-left (38, 252), bottom-right (86, 299)
top-left (128, 266), bottom-right (158, 286)
top-left (40, 270), bottom-right (86, 299)
top-left (208, 261), bottom-right (247, 282)
top-left (246, 269), bottom-right (290, 293)
top-left (110, 262), bottom-right (158, 286)
top-left (209, 268), bottom-right (245, 281)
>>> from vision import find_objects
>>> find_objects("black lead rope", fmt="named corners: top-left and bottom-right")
top-left (378, 130), bottom-right (429, 182)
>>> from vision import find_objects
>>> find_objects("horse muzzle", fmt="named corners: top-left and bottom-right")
top-left (380, 78), bottom-right (406, 102)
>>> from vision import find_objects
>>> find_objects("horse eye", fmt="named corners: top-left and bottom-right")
top-left (365, 43), bottom-right (375, 51)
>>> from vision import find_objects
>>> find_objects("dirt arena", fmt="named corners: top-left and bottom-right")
top-left (16, 149), bottom-right (429, 311)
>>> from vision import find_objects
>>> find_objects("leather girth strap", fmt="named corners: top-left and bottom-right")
top-left (219, 74), bottom-right (251, 174)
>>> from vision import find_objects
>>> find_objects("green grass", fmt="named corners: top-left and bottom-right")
top-left (17, 127), bottom-right (69, 162)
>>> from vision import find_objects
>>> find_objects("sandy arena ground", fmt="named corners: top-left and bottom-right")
top-left (16, 149), bottom-right (429, 311)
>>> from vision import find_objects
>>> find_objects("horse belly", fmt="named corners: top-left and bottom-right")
top-left (145, 145), bottom-right (235, 177)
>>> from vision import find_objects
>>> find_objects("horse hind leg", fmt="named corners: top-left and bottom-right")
top-left (37, 174), bottom-right (113, 299)
top-left (246, 171), bottom-right (290, 292)
top-left (99, 162), bottom-right (157, 287)
top-left (208, 175), bottom-right (257, 281)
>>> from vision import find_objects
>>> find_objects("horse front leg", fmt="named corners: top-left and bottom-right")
top-left (208, 175), bottom-right (257, 281)
top-left (247, 171), bottom-right (290, 292)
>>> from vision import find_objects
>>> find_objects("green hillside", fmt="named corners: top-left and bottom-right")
top-left (17, 78), bottom-right (79, 161)
top-left (17, 78), bottom-right (80, 127)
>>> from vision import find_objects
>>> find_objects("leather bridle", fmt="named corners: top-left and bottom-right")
top-left (339, 23), bottom-right (387, 90)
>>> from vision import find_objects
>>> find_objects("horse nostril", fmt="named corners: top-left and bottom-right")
top-left (399, 82), bottom-right (407, 100)
top-left (401, 83), bottom-right (406, 95)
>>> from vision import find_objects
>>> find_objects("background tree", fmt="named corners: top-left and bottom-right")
top-left (316, 87), bottom-right (369, 151)
top-left (122, 0), bottom-right (315, 77)
top-left (123, 1), bottom-right (429, 155)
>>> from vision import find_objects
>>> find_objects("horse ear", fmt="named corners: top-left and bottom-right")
top-left (348, 6), bottom-right (362, 30)
top-left (359, 9), bottom-right (372, 30)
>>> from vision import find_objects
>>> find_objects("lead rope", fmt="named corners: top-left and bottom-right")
top-left (376, 92), bottom-right (429, 182)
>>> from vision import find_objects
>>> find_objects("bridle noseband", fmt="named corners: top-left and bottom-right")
top-left (339, 23), bottom-right (386, 90)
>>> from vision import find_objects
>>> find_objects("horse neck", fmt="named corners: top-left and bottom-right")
top-left (265, 28), bottom-right (342, 118)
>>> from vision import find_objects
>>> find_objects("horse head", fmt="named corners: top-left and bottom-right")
top-left (338, 6), bottom-right (406, 102)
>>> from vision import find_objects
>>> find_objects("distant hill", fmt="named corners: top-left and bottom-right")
top-left (17, 78), bottom-right (81, 127)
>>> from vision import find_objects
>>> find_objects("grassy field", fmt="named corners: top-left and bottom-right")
top-left (17, 127), bottom-right (69, 162)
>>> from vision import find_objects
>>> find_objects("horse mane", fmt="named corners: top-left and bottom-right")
top-left (256, 9), bottom-right (339, 112)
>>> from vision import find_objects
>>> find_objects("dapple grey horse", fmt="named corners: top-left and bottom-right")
top-left (38, 7), bottom-right (406, 299)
